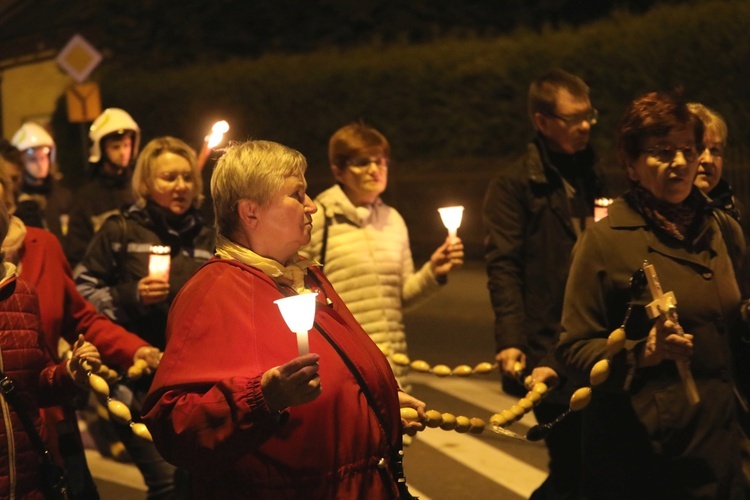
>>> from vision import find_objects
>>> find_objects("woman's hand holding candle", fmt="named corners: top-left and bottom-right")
top-left (261, 353), bottom-right (322, 411)
top-left (430, 236), bottom-right (465, 279)
top-left (138, 276), bottom-right (170, 305)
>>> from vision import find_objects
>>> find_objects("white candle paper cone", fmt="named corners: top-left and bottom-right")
top-left (438, 206), bottom-right (464, 241)
top-left (274, 293), bottom-right (319, 355)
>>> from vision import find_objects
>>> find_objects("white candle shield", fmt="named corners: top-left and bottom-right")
top-left (274, 292), bottom-right (319, 356)
top-left (148, 245), bottom-right (171, 282)
top-left (438, 205), bottom-right (464, 241)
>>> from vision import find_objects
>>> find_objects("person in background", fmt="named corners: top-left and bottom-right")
top-left (0, 139), bottom-right (23, 198)
top-left (299, 122), bottom-right (464, 393)
top-left (66, 108), bottom-right (141, 266)
top-left (143, 139), bottom-right (425, 498)
top-left (75, 136), bottom-right (215, 499)
top-left (10, 122), bottom-right (72, 244)
top-left (689, 103), bottom-right (746, 229)
top-left (0, 149), bottom-right (162, 499)
top-left (0, 195), bottom-right (102, 499)
top-left (482, 69), bottom-right (604, 498)
top-left (557, 90), bottom-right (746, 498)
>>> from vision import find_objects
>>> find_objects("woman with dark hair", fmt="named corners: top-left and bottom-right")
top-left (556, 91), bottom-right (747, 498)
top-left (300, 122), bottom-right (464, 392)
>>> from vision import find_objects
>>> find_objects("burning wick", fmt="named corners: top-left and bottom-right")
top-left (148, 245), bottom-right (171, 282)
top-left (438, 206), bottom-right (464, 243)
top-left (274, 292), bottom-right (319, 356)
top-left (197, 120), bottom-right (230, 170)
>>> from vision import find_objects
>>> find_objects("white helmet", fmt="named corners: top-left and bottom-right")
top-left (11, 122), bottom-right (55, 151)
top-left (88, 108), bottom-right (140, 164)
top-left (11, 122), bottom-right (56, 167)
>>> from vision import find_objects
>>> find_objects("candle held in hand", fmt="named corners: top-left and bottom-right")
top-left (148, 245), bottom-right (171, 282)
top-left (274, 292), bottom-right (319, 355)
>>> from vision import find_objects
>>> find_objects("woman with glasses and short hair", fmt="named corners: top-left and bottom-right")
top-left (300, 122), bottom-right (464, 392)
top-left (556, 90), bottom-right (747, 498)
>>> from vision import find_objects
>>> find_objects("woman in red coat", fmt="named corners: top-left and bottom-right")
top-left (0, 154), bottom-right (161, 499)
top-left (0, 196), bottom-right (100, 498)
top-left (143, 140), bottom-right (425, 499)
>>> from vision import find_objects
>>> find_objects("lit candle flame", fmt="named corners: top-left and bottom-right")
top-left (207, 120), bottom-right (229, 148)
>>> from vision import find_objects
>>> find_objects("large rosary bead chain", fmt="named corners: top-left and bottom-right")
top-left (85, 359), bottom-right (153, 441)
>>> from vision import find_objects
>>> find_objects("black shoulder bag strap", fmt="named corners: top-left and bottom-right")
top-left (0, 371), bottom-right (69, 499)
top-left (312, 319), bottom-right (416, 499)
top-left (317, 202), bottom-right (331, 268)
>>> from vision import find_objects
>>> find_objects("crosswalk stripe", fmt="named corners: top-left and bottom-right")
top-left (416, 427), bottom-right (546, 498)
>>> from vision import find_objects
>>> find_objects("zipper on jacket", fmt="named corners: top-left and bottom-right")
top-left (0, 346), bottom-right (17, 500)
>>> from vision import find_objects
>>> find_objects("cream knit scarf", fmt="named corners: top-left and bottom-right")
top-left (215, 234), bottom-right (319, 294)
top-left (2, 216), bottom-right (27, 268)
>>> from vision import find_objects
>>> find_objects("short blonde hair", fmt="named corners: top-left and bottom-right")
top-left (132, 136), bottom-right (203, 207)
top-left (211, 140), bottom-right (307, 238)
top-left (687, 102), bottom-right (728, 146)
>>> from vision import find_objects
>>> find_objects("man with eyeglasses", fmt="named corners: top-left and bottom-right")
top-left (482, 69), bottom-right (605, 499)
top-left (10, 122), bottom-right (72, 245)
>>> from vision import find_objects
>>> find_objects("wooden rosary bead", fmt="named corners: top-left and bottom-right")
top-left (88, 373), bottom-right (110, 399)
top-left (469, 418), bottom-right (486, 434)
top-left (400, 407), bottom-right (419, 422)
top-left (410, 360), bottom-right (431, 372)
top-left (452, 365), bottom-right (473, 377)
top-left (606, 328), bottom-right (626, 356)
top-left (432, 365), bottom-right (452, 377)
top-left (439, 413), bottom-right (457, 431)
top-left (570, 387), bottom-right (592, 411)
top-left (473, 362), bottom-right (495, 375)
top-left (590, 359), bottom-right (611, 387)
top-left (454, 416), bottom-right (472, 433)
top-left (390, 353), bottom-right (410, 366)
top-left (424, 410), bottom-right (443, 428)
top-left (130, 422), bottom-right (153, 442)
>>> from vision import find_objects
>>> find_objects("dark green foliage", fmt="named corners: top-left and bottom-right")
top-left (51, 0), bottom-right (750, 257)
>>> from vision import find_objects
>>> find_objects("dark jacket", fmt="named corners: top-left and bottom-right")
top-left (74, 201), bottom-right (215, 349)
top-left (65, 173), bottom-right (134, 266)
top-left (16, 175), bottom-right (72, 246)
top-left (556, 196), bottom-right (746, 499)
top-left (482, 135), bottom-right (603, 400)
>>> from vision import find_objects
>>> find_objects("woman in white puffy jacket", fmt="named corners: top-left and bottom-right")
top-left (300, 122), bottom-right (464, 390)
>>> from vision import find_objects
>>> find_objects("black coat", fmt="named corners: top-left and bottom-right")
top-left (73, 201), bottom-right (215, 350)
top-left (557, 196), bottom-right (747, 499)
top-left (482, 135), bottom-right (603, 400)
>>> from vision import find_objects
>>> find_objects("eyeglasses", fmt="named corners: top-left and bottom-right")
top-left (642, 144), bottom-right (698, 163)
top-left (703, 146), bottom-right (724, 158)
top-left (346, 156), bottom-right (388, 172)
top-left (548, 108), bottom-right (598, 126)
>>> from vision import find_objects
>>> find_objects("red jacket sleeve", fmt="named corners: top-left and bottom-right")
top-left (144, 374), bottom-right (287, 471)
top-left (53, 234), bottom-right (150, 370)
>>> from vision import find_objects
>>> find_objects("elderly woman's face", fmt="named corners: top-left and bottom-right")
top-left (149, 152), bottom-right (195, 215)
top-left (254, 174), bottom-right (317, 261)
top-left (333, 149), bottom-right (388, 206)
top-left (627, 126), bottom-right (698, 204)
top-left (694, 128), bottom-right (724, 194)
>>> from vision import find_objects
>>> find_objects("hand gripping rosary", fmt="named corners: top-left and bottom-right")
top-left (81, 358), bottom-right (156, 442)
top-left (394, 261), bottom-right (699, 441)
